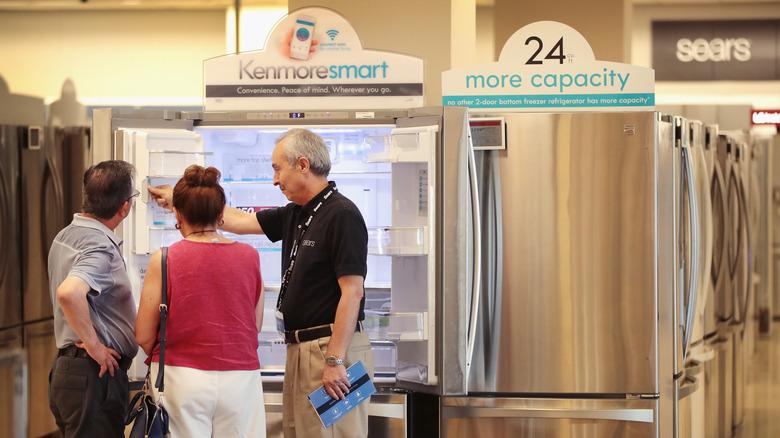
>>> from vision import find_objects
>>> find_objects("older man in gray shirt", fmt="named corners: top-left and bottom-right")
top-left (48, 160), bottom-right (139, 438)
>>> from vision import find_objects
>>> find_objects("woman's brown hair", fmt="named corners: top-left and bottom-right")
top-left (173, 165), bottom-right (226, 227)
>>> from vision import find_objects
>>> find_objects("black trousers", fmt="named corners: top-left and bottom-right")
top-left (48, 354), bottom-right (130, 438)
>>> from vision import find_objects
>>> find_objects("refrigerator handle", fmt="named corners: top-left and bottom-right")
top-left (0, 162), bottom-right (9, 283)
top-left (682, 146), bottom-right (701, 358)
top-left (442, 405), bottom-right (654, 423)
top-left (41, 156), bottom-right (66, 259)
top-left (465, 129), bottom-right (482, 382)
top-left (695, 145), bottom-right (713, 320)
top-left (737, 176), bottom-right (752, 327)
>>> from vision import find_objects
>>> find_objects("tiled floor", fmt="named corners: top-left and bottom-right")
top-left (734, 327), bottom-right (780, 438)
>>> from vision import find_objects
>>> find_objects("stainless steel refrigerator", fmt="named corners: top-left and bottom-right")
top-left (440, 111), bottom-right (709, 438)
top-left (0, 125), bottom-right (25, 438)
top-left (20, 125), bottom-right (90, 438)
top-left (702, 126), bottom-right (734, 438)
top-left (730, 139), bottom-right (752, 434)
top-left (91, 107), bottom-right (477, 438)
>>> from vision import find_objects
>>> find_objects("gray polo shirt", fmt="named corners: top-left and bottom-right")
top-left (48, 214), bottom-right (137, 358)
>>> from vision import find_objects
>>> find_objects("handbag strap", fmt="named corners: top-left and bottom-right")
top-left (154, 247), bottom-right (169, 393)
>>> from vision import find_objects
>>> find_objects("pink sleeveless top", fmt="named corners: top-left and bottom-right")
top-left (151, 240), bottom-right (262, 371)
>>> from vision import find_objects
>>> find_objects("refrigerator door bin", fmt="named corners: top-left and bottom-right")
top-left (368, 226), bottom-right (428, 256)
top-left (366, 126), bottom-right (437, 163)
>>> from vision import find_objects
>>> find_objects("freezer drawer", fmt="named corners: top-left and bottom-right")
top-left (442, 397), bottom-right (657, 438)
top-left (24, 320), bottom-right (57, 437)
top-left (0, 328), bottom-right (26, 438)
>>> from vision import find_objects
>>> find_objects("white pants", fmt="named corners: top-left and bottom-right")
top-left (150, 363), bottom-right (266, 438)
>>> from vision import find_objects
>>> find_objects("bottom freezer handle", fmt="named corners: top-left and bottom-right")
top-left (442, 406), bottom-right (654, 423)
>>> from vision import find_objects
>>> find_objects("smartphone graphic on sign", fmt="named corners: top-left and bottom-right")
top-left (290, 15), bottom-right (316, 60)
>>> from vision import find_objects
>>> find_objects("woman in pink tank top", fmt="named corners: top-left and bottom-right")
top-left (135, 165), bottom-right (266, 437)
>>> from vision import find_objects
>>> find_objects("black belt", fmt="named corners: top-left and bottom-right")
top-left (58, 344), bottom-right (132, 371)
top-left (284, 321), bottom-right (364, 344)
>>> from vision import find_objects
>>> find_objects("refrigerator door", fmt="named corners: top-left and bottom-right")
top-left (442, 397), bottom-right (657, 438)
top-left (717, 136), bottom-right (736, 325)
top-left (21, 126), bottom-right (63, 323)
top-left (59, 127), bottom-right (91, 217)
top-left (469, 112), bottom-right (658, 394)
top-left (116, 126), bottom-right (203, 380)
top-left (392, 107), bottom-right (471, 396)
top-left (688, 123), bottom-right (713, 349)
top-left (23, 320), bottom-right (57, 437)
top-left (709, 140), bottom-right (728, 335)
top-left (0, 126), bottom-right (22, 331)
top-left (0, 327), bottom-right (26, 438)
top-left (673, 116), bottom-right (701, 364)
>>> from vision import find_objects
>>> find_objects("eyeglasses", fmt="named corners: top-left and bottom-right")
top-left (127, 189), bottom-right (140, 202)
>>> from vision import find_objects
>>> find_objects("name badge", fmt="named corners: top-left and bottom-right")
top-left (276, 310), bottom-right (286, 337)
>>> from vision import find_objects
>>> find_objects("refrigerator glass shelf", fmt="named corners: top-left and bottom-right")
top-left (222, 179), bottom-right (275, 184)
top-left (146, 174), bottom-right (192, 179)
top-left (364, 311), bottom-right (427, 341)
top-left (367, 226), bottom-right (428, 256)
top-left (146, 150), bottom-right (213, 155)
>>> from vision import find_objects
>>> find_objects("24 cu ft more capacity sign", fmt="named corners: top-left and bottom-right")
top-left (443, 21), bottom-right (655, 112)
top-left (203, 7), bottom-right (424, 111)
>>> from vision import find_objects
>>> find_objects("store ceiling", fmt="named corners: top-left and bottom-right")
top-left (0, 0), bottom-right (286, 10)
top-left (1, 0), bottom-right (778, 9)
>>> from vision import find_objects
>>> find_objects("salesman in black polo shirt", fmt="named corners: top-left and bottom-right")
top-left (149, 128), bottom-right (372, 438)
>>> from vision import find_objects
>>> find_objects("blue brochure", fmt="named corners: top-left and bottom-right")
top-left (307, 360), bottom-right (375, 428)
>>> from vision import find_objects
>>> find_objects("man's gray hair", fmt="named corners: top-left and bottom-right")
top-left (276, 128), bottom-right (331, 177)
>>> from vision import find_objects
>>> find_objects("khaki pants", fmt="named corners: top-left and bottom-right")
top-left (282, 332), bottom-right (374, 438)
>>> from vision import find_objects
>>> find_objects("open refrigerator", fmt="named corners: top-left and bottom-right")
top-left (92, 106), bottom-right (477, 437)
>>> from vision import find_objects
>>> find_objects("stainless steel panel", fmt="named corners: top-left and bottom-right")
top-left (0, 126), bottom-right (22, 331)
top-left (23, 320), bottom-right (57, 437)
top-left (442, 397), bottom-right (657, 438)
top-left (718, 334), bottom-right (734, 438)
top-left (658, 116), bottom-right (677, 438)
top-left (470, 112), bottom-right (658, 394)
top-left (0, 328), bottom-right (25, 438)
top-left (703, 337), bottom-right (724, 438)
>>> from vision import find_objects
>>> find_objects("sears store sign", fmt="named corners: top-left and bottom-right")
top-left (652, 20), bottom-right (780, 81)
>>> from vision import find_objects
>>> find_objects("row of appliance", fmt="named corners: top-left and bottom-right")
top-left (0, 78), bottom-right (93, 438)
top-left (90, 107), bottom-right (775, 438)
top-left (0, 120), bottom-right (91, 438)
top-left (1, 98), bottom-right (773, 437)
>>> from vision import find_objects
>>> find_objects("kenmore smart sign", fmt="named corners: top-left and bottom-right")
top-left (203, 7), bottom-right (424, 110)
top-left (239, 60), bottom-right (390, 80)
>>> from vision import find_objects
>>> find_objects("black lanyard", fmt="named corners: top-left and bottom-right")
top-left (276, 186), bottom-right (336, 310)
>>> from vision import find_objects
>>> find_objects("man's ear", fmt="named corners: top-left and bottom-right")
top-left (119, 200), bottom-right (131, 218)
top-left (298, 156), bottom-right (311, 173)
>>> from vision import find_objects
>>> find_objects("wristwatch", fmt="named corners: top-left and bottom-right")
top-left (325, 355), bottom-right (344, 367)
